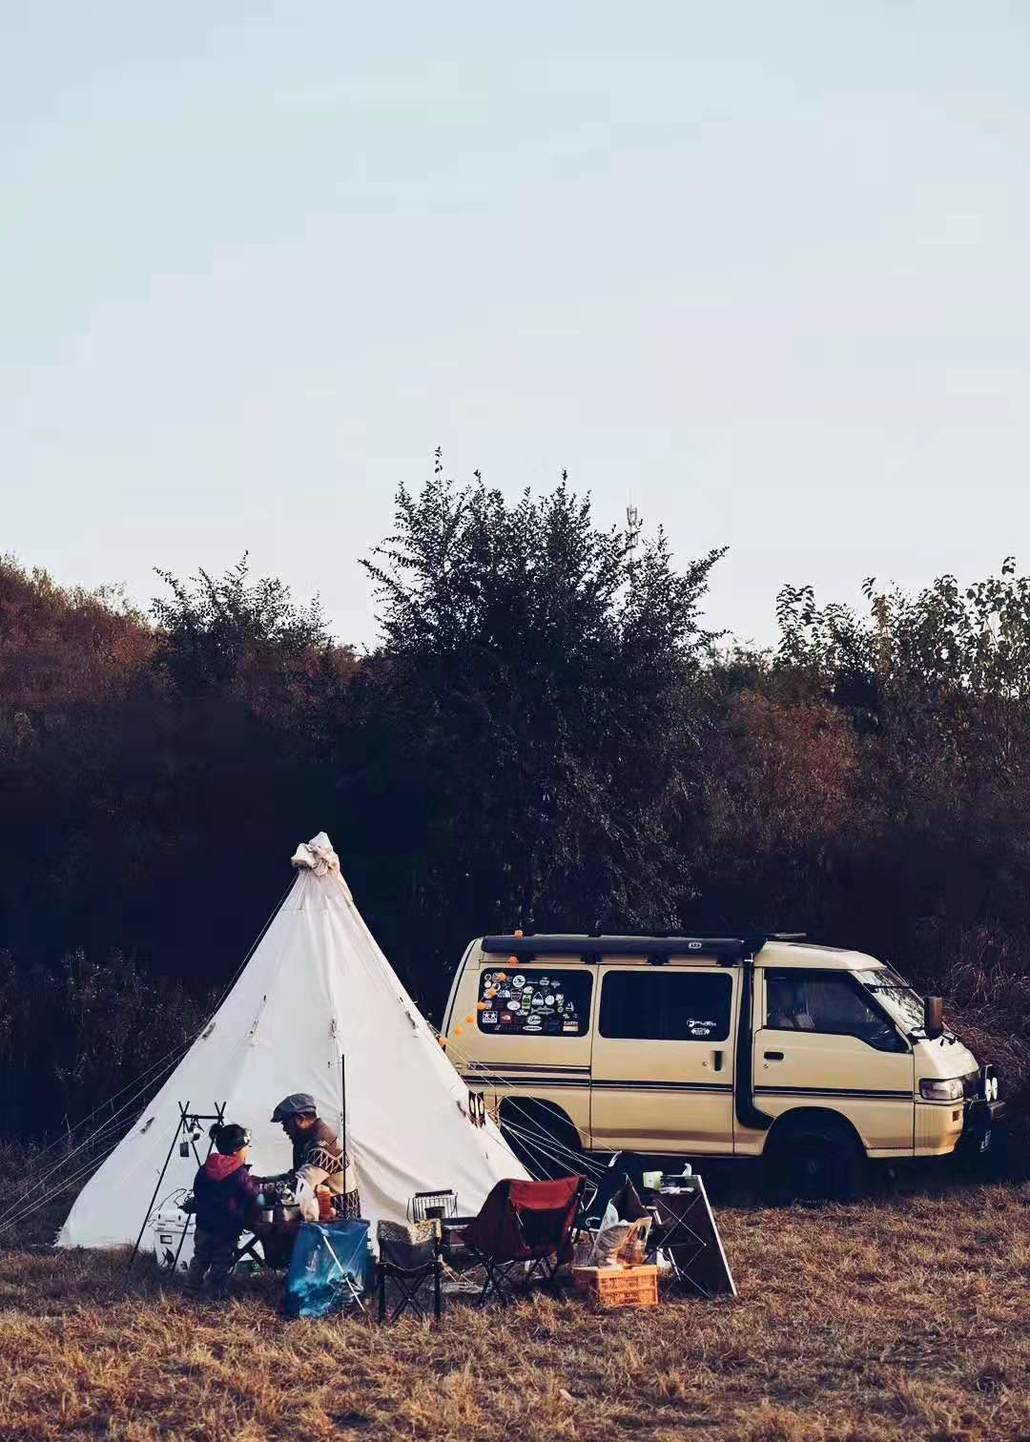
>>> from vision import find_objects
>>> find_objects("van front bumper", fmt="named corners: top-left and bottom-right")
top-left (959, 1097), bottom-right (1007, 1154)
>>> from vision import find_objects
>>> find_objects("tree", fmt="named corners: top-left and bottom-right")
top-left (0, 948), bottom-right (208, 1136)
top-left (0, 555), bottom-right (349, 988)
top-left (150, 554), bottom-right (351, 719)
top-left (770, 562), bottom-right (1030, 978)
top-left (341, 469), bottom-right (724, 1005)
top-left (692, 687), bottom-right (863, 933)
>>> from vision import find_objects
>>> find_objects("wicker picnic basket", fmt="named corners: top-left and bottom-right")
top-left (572, 1263), bottom-right (659, 1310)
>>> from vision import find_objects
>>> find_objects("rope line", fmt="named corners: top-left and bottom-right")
top-left (7, 1037), bottom-right (192, 1184)
top-left (430, 1022), bottom-right (614, 1179)
top-left (438, 1041), bottom-right (606, 1176)
top-left (497, 1117), bottom-right (608, 1181)
top-left (0, 1053), bottom-right (187, 1236)
top-left (0, 1107), bottom-right (147, 1237)
top-left (0, 1132), bottom-right (125, 1240)
top-left (1, 878), bottom-right (296, 1238)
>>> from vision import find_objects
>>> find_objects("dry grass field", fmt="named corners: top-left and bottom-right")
top-left (0, 1175), bottom-right (1027, 1442)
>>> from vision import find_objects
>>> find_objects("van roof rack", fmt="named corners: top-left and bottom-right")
top-left (480, 933), bottom-right (806, 965)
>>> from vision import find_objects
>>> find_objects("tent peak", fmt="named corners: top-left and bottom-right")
top-left (291, 831), bottom-right (339, 877)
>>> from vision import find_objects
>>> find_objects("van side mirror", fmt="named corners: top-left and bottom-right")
top-left (924, 995), bottom-right (944, 1039)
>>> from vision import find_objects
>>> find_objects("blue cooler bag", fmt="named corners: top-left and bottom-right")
top-left (284, 1219), bottom-right (374, 1319)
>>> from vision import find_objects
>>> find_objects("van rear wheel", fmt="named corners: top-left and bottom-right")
top-left (499, 1099), bottom-right (582, 1180)
top-left (764, 1119), bottom-right (867, 1202)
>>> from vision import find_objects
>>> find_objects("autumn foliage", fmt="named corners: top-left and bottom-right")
top-left (1, 476), bottom-right (1028, 1149)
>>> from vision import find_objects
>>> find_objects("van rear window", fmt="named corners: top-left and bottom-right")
top-left (477, 968), bottom-right (592, 1036)
top-left (599, 970), bottom-right (732, 1041)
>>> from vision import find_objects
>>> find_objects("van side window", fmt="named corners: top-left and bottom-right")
top-left (477, 969), bottom-right (592, 1036)
top-left (765, 971), bottom-right (904, 1051)
top-left (599, 971), bottom-right (732, 1041)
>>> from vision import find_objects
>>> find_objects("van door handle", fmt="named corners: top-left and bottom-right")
top-left (763, 1050), bottom-right (784, 1061)
top-left (711, 1049), bottom-right (723, 1073)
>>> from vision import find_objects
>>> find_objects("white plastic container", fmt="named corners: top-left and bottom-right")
top-left (151, 1207), bottom-right (195, 1270)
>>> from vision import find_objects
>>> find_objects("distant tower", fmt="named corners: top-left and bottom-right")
top-left (625, 503), bottom-right (642, 557)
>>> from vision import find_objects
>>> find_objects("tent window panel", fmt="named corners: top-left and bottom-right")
top-left (477, 969), bottom-right (592, 1036)
top-left (599, 971), bottom-right (732, 1041)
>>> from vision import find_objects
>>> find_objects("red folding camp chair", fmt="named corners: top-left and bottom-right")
top-left (458, 1176), bottom-right (585, 1307)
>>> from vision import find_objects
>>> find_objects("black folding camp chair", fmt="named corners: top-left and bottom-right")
top-left (376, 1219), bottom-right (444, 1323)
top-left (583, 1152), bottom-right (651, 1228)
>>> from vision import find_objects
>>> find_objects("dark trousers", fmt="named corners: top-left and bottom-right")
top-left (186, 1228), bottom-right (238, 1297)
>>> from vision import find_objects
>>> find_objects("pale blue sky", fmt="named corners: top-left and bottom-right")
top-left (4, 2), bottom-right (1029, 648)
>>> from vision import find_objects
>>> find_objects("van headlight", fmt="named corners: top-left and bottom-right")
top-left (919, 1077), bottom-right (964, 1102)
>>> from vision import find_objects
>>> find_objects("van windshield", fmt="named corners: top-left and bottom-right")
top-left (854, 966), bottom-right (925, 1033)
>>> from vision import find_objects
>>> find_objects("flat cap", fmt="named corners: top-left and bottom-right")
top-left (270, 1093), bottom-right (317, 1123)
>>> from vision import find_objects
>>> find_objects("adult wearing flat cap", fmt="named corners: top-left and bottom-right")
top-left (268, 1093), bottom-right (361, 1222)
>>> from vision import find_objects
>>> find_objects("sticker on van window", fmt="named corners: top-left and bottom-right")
top-left (477, 968), bottom-right (593, 1036)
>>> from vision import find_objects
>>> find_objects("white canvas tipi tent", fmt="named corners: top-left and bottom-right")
top-left (58, 832), bottom-right (524, 1250)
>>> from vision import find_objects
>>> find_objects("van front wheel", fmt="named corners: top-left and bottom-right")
top-left (764, 1118), bottom-right (867, 1202)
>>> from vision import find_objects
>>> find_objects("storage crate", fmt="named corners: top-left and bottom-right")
top-left (572, 1264), bottom-right (659, 1310)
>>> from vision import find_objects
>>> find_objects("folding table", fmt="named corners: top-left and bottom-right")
top-left (649, 1177), bottom-right (737, 1299)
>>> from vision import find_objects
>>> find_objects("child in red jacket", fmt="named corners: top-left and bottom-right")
top-left (185, 1123), bottom-right (260, 1299)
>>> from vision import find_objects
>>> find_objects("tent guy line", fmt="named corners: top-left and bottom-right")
top-left (0, 875), bottom-right (300, 1236)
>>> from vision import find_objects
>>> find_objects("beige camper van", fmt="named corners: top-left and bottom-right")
top-left (442, 933), bottom-right (1005, 1193)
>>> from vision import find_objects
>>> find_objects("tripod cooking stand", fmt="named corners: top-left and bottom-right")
top-left (127, 1101), bottom-right (227, 1275)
